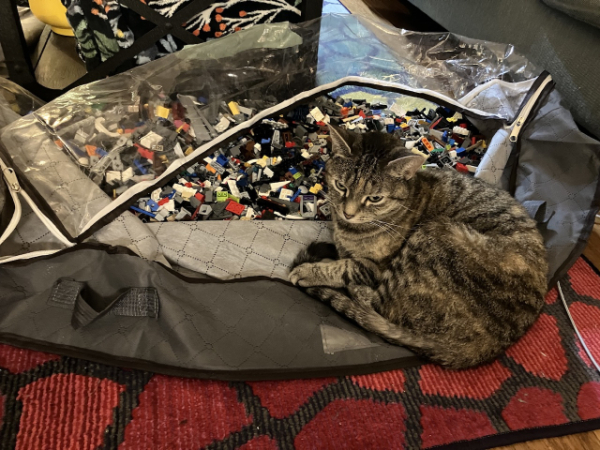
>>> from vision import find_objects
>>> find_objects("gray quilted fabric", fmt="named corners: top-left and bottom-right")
top-left (474, 128), bottom-right (512, 188)
top-left (0, 249), bottom-right (415, 375)
top-left (464, 80), bottom-right (531, 188)
top-left (0, 201), bottom-right (66, 258)
top-left (0, 197), bottom-right (169, 266)
top-left (148, 221), bottom-right (333, 280)
top-left (0, 117), bottom-right (112, 238)
top-left (462, 81), bottom-right (529, 119)
top-left (542, 0), bottom-right (600, 28)
top-left (514, 90), bottom-right (600, 279)
top-left (90, 212), bottom-right (169, 266)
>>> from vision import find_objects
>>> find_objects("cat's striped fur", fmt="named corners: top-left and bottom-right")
top-left (290, 126), bottom-right (548, 368)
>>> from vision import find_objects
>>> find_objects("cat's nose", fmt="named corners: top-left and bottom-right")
top-left (344, 212), bottom-right (355, 220)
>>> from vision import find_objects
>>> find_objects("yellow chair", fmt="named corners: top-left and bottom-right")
top-left (29, 0), bottom-right (73, 36)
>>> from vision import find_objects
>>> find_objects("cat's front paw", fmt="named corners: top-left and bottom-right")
top-left (289, 263), bottom-right (319, 287)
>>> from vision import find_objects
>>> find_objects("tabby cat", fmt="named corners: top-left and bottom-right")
top-left (289, 125), bottom-right (548, 369)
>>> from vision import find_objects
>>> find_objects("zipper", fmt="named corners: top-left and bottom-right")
top-left (2, 166), bottom-right (20, 193)
top-left (0, 156), bottom-right (74, 256)
top-left (509, 74), bottom-right (553, 143)
top-left (0, 160), bottom-right (22, 247)
top-left (507, 74), bottom-right (555, 196)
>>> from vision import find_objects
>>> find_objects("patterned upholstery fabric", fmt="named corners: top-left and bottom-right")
top-left (542, 0), bottom-right (600, 28)
top-left (61, 0), bottom-right (303, 69)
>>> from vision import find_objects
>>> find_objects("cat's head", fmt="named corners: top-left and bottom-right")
top-left (325, 125), bottom-right (425, 226)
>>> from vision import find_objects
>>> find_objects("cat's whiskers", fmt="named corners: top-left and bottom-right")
top-left (380, 224), bottom-right (402, 237)
top-left (373, 220), bottom-right (406, 236)
top-left (374, 220), bottom-right (406, 229)
top-left (370, 221), bottom-right (399, 238)
top-left (369, 221), bottom-right (395, 239)
top-left (397, 203), bottom-right (416, 213)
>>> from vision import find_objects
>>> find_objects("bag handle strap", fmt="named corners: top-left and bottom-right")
top-left (48, 279), bottom-right (159, 329)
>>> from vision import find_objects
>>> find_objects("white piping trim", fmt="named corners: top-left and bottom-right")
top-left (558, 281), bottom-right (600, 374)
top-left (19, 189), bottom-right (74, 248)
top-left (0, 249), bottom-right (63, 264)
top-left (509, 75), bottom-right (553, 143)
top-left (0, 159), bottom-right (72, 264)
top-left (79, 75), bottom-right (507, 236)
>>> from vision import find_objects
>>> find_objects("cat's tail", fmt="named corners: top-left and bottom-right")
top-left (308, 285), bottom-right (487, 369)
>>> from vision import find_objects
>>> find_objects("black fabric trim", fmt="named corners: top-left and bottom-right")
top-left (0, 332), bottom-right (423, 382)
top-left (434, 417), bottom-right (600, 450)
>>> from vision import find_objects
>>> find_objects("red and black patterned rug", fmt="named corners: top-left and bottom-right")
top-left (1, 258), bottom-right (600, 449)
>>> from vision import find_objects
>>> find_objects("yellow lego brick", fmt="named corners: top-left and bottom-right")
top-left (228, 101), bottom-right (240, 115)
top-left (156, 106), bottom-right (170, 119)
top-left (309, 183), bottom-right (323, 194)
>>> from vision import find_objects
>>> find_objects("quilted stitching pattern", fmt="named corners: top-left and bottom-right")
top-left (1, 118), bottom-right (111, 237)
top-left (466, 82), bottom-right (528, 188)
top-left (0, 201), bottom-right (168, 266)
top-left (148, 220), bottom-right (333, 280)
top-left (514, 90), bottom-right (600, 277)
top-left (0, 201), bottom-right (65, 258)
top-left (464, 82), bottom-right (526, 119)
top-left (475, 128), bottom-right (513, 187)
top-left (0, 249), bottom-right (411, 373)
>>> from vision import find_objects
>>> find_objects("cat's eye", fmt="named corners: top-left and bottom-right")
top-left (367, 196), bottom-right (384, 203)
top-left (335, 180), bottom-right (346, 191)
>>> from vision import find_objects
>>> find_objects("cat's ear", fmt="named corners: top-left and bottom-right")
top-left (386, 153), bottom-right (426, 180)
top-left (329, 124), bottom-right (353, 157)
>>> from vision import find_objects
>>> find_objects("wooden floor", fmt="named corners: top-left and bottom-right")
top-left (495, 429), bottom-right (600, 450)
top-left (584, 224), bottom-right (600, 271)
top-left (340, 1), bottom-right (600, 449)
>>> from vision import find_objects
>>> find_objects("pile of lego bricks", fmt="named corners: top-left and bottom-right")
top-left (53, 93), bottom-right (489, 222)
